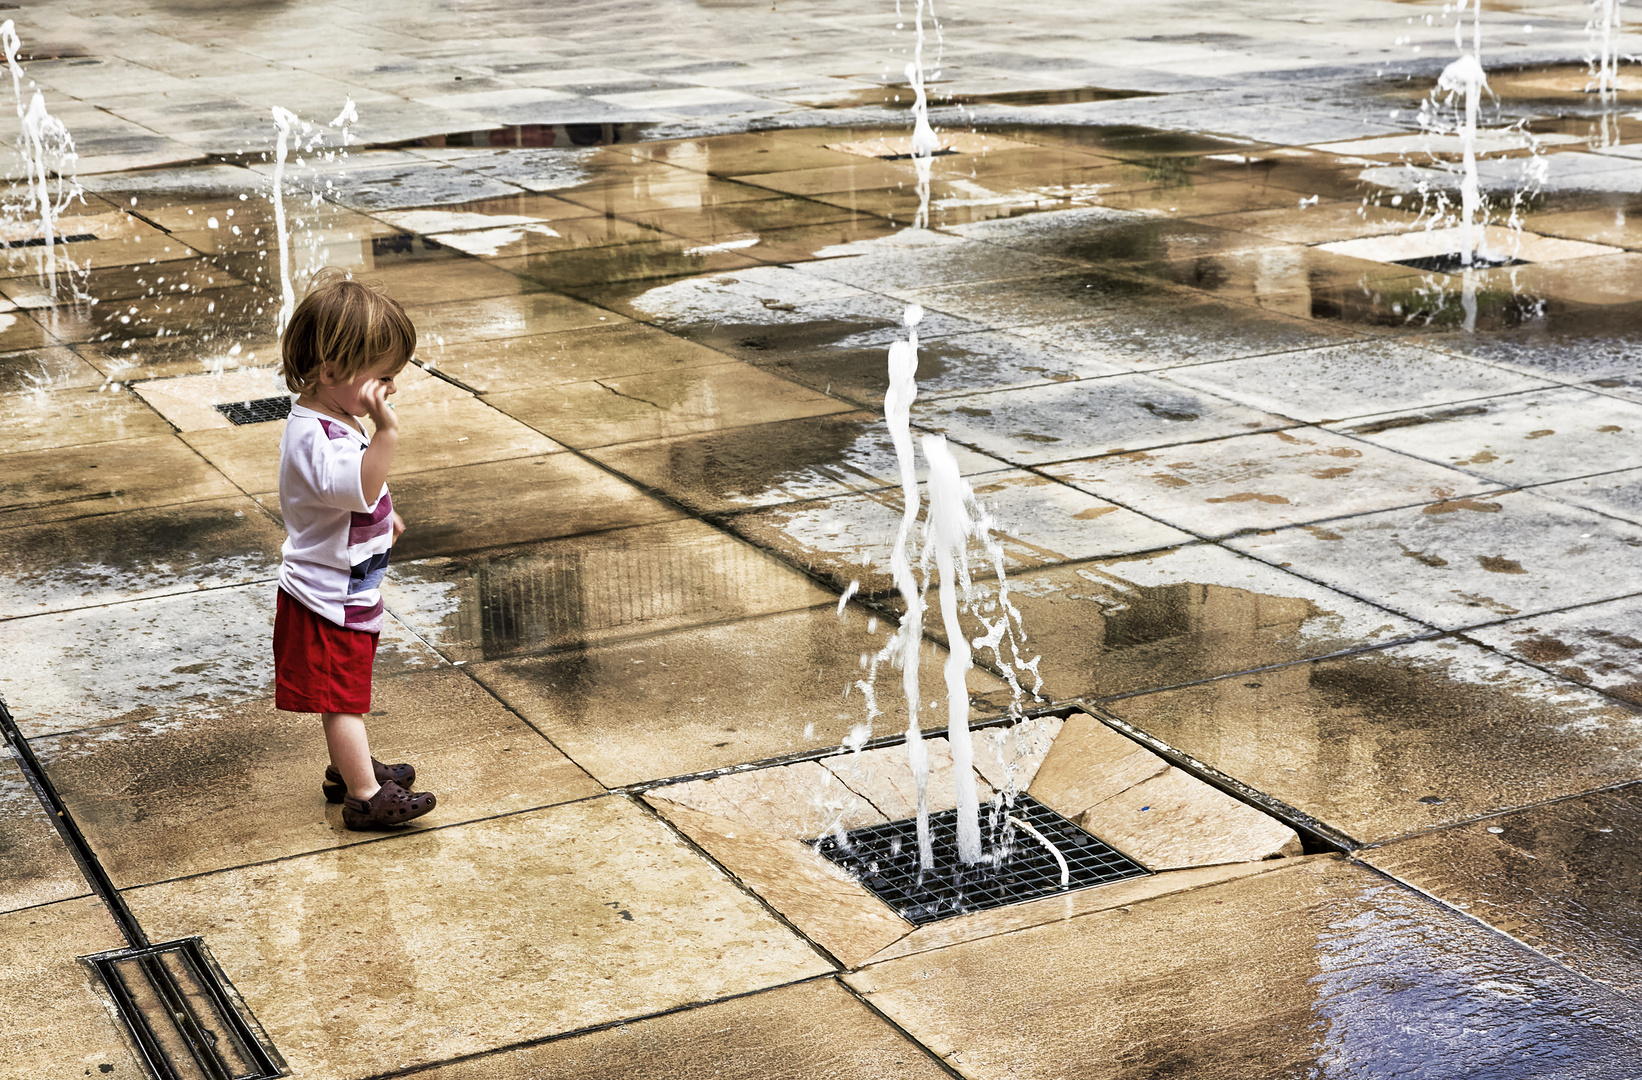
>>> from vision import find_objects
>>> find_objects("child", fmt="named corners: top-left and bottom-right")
top-left (273, 268), bottom-right (436, 830)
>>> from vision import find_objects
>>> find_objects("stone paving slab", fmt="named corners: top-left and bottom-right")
top-left (943, 542), bottom-right (1423, 702)
top-left (725, 468), bottom-right (1190, 597)
top-left (0, 896), bottom-right (145, 1079)
top-left (588, 410), bottom-right (1007, 515)
top-left (1045, 427), bottom-right (1500, 538)
top-left (383, 519), bottom-right (836, 663)
top-left (846, 857), bottom-right (1642, 1080)
top-left (413, 978), bottom-right (952, 1080)
top-left (1104, 638), bottom-right (1642, 845)
top-left (184, 394), bottom-right (567, 495)
top-left (35, 667), bottom-right (599, 888)
top-left (1330, 385), bottom-right (1642, 487)
top-left (0, 754), bottom-right (87, 916)
top-left (385, 453), bottom-right (686, 563)
top-left (0, 495), bottom-right (284, 617)
top-left (486, 361), bottom-right (854, 450)
top-left (1364, 783), bottom-right (1642, 1002)
top-left (468, 605), bottom-right (1010, 788)
top-left (1160, 340), bottom-right (1555, 424)
top-left (1463, 594), bottom-right (1642, 706)
top-left (1228, 489), bottom-right (1642, 630)
top-left (1, 585), bottom-right (441, 738)
top-left (121, 797), bottom-right (833, 1080)
top-left (914, 372), bottom-right (1296, 467)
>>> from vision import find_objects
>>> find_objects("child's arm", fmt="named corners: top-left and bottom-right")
top-left (358, 378), bottom-right (399, 504)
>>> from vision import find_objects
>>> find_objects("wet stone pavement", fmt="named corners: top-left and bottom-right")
top-left (6, 0), bottom-right (1642, 1077)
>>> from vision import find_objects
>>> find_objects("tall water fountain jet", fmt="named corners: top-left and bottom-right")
top-left (0, 19), bottom-right (79, 292)
top-left (904, 0), bottom-right (939, 229)
top-left (883, 306), bottom-right (934, 868)
top-left (923, 432), bottom-right (983, 864)
top-left (1437, 0), bottom-right (1486, 267)
top-left (858, 0), bottom-right (1043, 874)
top-left (1591, 0), bottom-right (1624, 95)
top-left (269, 98), bottom-right (358, 335)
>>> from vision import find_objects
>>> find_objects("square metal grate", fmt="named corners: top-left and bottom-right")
top-left (214, 396), bottom-right (293, 426)
top-left (817, 793), bottom-right (1148, 925)
top-left (87, 937), bottom-right (285, 1079)
top-left (1391, 253), bottom-right (1528, 273)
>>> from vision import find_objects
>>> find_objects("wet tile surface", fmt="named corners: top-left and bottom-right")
top-left (1104, 639), bottom-right (1642, 844)
top-left (1161, 341), bottom-right (1554, 424)
top-left (1333, 385), bottom-right (1642, 487)
top-left (469, 606), bottom-right (1010, 787)
top-left (414, 978), bottom-right (951, 1080)
top-left (954, 543), bottom-right (1422, 701)
top-left (1364, 784), bottom-right (1642, 1000)
top-left (1464, 595), bottom-right (1642, 705)
top-left (726, 469), bottom-right (1191, 596)
top-left (0, 495), bottom-right (285, 617)
top-left (589, 411), bottom-right (1007, 515)
top-left (386, 453), bottom-right (684, 561)
top-left (914, 373), bottom-right (1295, 466)
top-left (36, 667), bottom-right (599, 887)
top-left (383, 519), bottom-right (835, 662)
top-left (1, 585), bottom-right (440, 737)
top-left (0, 755), bottom-right (87, 915)
top-left (1045, 428), bottom-right (1498, 537)
top-left (487, 361), bottom-right (853, 449)
top-left (1229, 490), bottom-right (1642, 629)
top-left (123, 797), bottom-right (833, 1079)
top-left (847, 857), bottom-right (1642, 1079)
top-left (0, 434), bottom-right (241, 526)
top-left (0, 896), bottom-right (145, 1079)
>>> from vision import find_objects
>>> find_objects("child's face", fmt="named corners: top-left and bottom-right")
top-left (321, 356), bottom-right (403, 416)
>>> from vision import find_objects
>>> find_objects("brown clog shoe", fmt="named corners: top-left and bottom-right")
top-left (341, 781), bottom-right (436, 831)
top-left (322, 758), bottom-right (416, 803)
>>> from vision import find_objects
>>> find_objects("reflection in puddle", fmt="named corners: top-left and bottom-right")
top-left (388, 524), bottom-right (826, 662)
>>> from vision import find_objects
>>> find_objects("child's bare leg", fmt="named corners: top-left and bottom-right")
top-left (322, 713), bottom-right (380, 800)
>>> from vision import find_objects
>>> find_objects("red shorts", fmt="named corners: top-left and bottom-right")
top-left (273, 588), bottom-right (378, 714)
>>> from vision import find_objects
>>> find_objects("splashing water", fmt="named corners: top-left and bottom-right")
top-left (1438, 0), bottom-right (1486, 267)
top-left (1591, 0), bottom-right (1624, 95)
top-left (847, 0), bottom-right (1042, 871)
top-left (923, 433), bottom-right (983, 863)
top-left (903, 0), bottom-right (940, 228)
top-left (271, 106), bottom-right (299, 334)
top-left (270, 97), bottom-right (358, 335)
top-left (881, 304), bottom-right (933, 867)
top-left (0, 20), bottom-right (80, 294)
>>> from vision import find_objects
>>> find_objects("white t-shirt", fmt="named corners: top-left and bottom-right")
top-left (277, 403), bottom-right (393, 633)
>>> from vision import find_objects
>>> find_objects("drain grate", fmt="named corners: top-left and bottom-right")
top-left (214, 396), bottom-right (293, 426)
top-left (88, 937), bottom-right (285, 1080)
top-left (817, 793), bottom-right (1148, 926)
top-left (0, 232), bottom-right (97, 248)
top-left (1391, 253), bottom-right (1529, 272)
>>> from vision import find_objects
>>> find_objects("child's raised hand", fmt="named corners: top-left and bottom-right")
top-left (359, 377), bottom-right (398, 431)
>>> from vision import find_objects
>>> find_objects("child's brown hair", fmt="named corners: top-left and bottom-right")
top-left (282, 268), bottom-right (417, 395)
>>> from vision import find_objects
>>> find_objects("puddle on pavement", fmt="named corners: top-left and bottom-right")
top-left (809, 86), bottom-right (1161, 111)
top-left (1106, 638), bottom-right (1642, 843)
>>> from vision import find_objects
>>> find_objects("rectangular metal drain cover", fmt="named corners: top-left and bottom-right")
top-left (214, 396), bottom-right (293, 426)
top-left (87, 937), bottom-right (285, 1080)
top-left (817, 793), bottom-right (1148, 926)
top-left (1390, 253), bottom-right (1529, 272)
